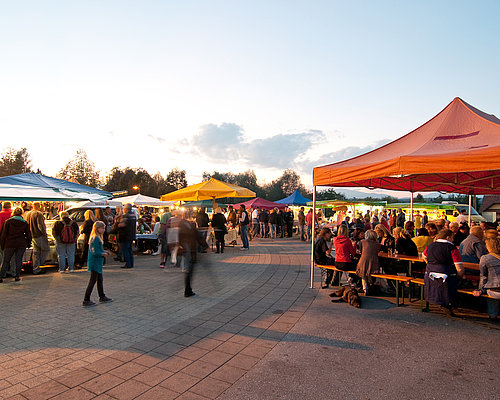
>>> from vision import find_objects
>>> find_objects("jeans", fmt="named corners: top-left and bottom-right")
top-left (56, 242), bottom-right (75, 272)
top-left (307, 225), bottom-right (312, 241)
top-left (1, 247), bottom-right (25, 278)
top-left (270, 224), bottom-right (276, 238)
top-left (84, 271), bottom-right (105, 301)
top-left (32, 236), bottom-right (50, 273)
top-left (122, 240), bottom-right (134, 267)
top-left (252, 223), bottom-right (260, 238)
top-left (260, 222), bottom-right (267, 238)
top-left (0, 248), bottom-right (16, 276)
top-left (240, 224), bottom-right (249, 248)
top-left (486, 290), bottom-right (500, 318)
top-left (298, 224), bottom-right (306, 241)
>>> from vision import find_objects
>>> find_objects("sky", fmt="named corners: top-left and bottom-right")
top-left (1, 0), bottom-right (499, 193)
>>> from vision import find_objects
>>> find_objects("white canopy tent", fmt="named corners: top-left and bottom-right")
top-left (115, 194), bottom-right (175, 207)
top-left (0, 184), bottom-right (110, 202)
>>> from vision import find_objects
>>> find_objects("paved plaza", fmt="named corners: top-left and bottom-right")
top-left (0, 239), bottom-right (498, 399)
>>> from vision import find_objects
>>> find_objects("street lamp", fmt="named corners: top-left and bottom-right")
top-left (132, 185), bottom-right (139, 193)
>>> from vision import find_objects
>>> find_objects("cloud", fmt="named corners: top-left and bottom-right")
top-left (245, 130), bottom-right (325, 169)
top-left (191, 123), bottom-right (325, 170)
top-left (300, 139), bottom-right (391, 173)
top-left (192, 123), bottom-right (244, 160)
top-left (147, 134), bottom-right (166, 143)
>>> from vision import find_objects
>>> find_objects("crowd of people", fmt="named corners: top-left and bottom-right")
top-left (313, 207), bottom-right (500, 319)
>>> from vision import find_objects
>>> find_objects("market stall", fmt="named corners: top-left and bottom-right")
top-left (311, 97), bottom-right (500, 287)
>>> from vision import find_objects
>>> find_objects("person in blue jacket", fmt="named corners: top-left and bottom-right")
top-left (83, 221), bottom-right (112, 306)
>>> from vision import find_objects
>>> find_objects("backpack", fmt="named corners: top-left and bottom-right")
top-left (61, 222), bottom-right (75, 244)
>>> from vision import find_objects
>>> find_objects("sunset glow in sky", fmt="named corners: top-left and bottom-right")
top-left (1, 1), bottom-right (499, 190)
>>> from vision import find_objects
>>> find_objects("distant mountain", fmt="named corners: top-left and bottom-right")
top-left (334, 188), bottom-right (440, 200)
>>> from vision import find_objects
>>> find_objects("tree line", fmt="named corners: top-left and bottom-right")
top-left (0, 147), bottom-right (471, 204)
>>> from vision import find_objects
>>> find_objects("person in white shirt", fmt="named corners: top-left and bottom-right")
top-left (455, 209), bottom-right (469, 226)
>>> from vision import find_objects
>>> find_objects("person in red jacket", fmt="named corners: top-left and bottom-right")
top-left (332, 224), bottom-right (358, 285)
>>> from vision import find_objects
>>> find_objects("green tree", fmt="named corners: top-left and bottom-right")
top-left (58, 149), bottom-right (100, 187)
top-left (414, 193), bottom-right (425, 202)
top-left (0, 147), bottom-right (32, 176)
top-left (165, 168), bottom-right (187, 192)
top-left (316, 188), bottom-right (346, 201)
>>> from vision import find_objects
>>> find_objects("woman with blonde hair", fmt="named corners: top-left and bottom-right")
top-left (83, 221), bottom-right (112, 306)
top-left (474, 237), bottom-right (500, 319)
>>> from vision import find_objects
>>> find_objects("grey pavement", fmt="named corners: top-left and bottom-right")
top-left (0, 238), bottom-right (498, 399)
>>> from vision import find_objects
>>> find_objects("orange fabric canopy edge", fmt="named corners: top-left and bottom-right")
top-left (313, 98), bottom-right (500, 194)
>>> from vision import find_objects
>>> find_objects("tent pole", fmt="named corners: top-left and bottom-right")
top-left (468, 194), bottom-right (472, 226)
top-left (310, 186), bottom-right (316, 289)
top-left (410, 192), bottom-right (414, 222)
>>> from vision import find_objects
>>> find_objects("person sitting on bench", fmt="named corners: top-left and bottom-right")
top-left (314, 227), bottom-right (335, 288)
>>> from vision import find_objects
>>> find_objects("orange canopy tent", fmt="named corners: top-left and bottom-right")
top-left (310, 98), bottom-right (500, 288)
top-left (313, 97), bottom-right (500, 195)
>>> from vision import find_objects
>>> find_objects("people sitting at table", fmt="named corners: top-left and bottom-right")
top-left (425, 222), bottom-right (438, 239)
top-left (352, 228), bottom-right (365, 253)
top-left (136, 218), bottom-right (153, 254)
top-left (404, 221), bottom-right (415, 238)
top-left (314, 227), bottom-right (335, 288)
top-left (459, 226), bottom-right (487, 263)
top-left (356, 229), bottom-right (381, 295)
top-left (393, 227), bottom-right (418, 256)
top-left (374, 224), bottom-right (395, 252)
top-left (473, 237), bottom-right (500, 320)
top-left (332, 224), bottom-right (358, 285)
top-left (423, 229), bottom-right (464, 316)
top-left (412, 228), bottom-right (434, 253)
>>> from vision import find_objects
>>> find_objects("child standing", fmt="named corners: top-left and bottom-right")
top-left (83, 221), bottom-right (112, 306)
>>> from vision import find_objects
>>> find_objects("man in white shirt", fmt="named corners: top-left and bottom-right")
top-left (456, 209), bottom-right (469, 226)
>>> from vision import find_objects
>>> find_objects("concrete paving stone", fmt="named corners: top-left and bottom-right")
top-left (190, 338), bottom-right (223, 351)
top-left (189, 376), bottom-right (231, 399)
top-left (129, 339), bottom-right (164, 353)
top-left (175, 391), bottom-right (210, 400)
top-left (0, 383), bottom-right (28, 398)
top-left (49, 386), bottom-right (95, 400)
top-left (217, 324), bottom-right (245, 334)
top-left (155, 356), bottom-right (193, 373)
top-left (134, 385), bottom-right (179, 400)
top-left (20, 379), bottom-right (68, 400)
top-left (84, 356), bottom-right (124, 375)
top-left (133, 365), bottom-right (172, 386)
top-left (159, 372), bottom-right (200, 394)
top-left (170, 335), bottom-right (200, 347)
top-left (212, 341), bottom-right (246, 356)
top-left (132, 351), bottom-right (166, 367)
top-left (225, 353), bottom-right (260, 371)
top-left (198, 350), bottom-right (233, 367)
top-left (239, 344), bottom-right (271, 359)
top-left (108, 361), bottom-right (148, 380)
top-left (188, 327), bottom-right (216, 338)
top-left (153, 342), bottom-right (186, 357)
top-left (175, 347), bottom-right (209, 362)
top-left (80, 373), bottom-right (124, 395)
top-left (208, 364), bottom-right (247, 384)
top-left (104, 378), bottom-right (151, 400)
top-left (54, 368), bottom-right (98, 388)
top-left (180, 360), bottom-right (219, 379)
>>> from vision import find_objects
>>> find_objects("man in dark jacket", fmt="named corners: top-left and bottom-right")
top-left (195, 207), bottom-right (210, 252)
top-left (119, 204), bottom-right (137, 269)
top-left (284, 207), bottom-right (294, 238)
top-left (396, 208), bottom-right (406, 229)
top-left (0, 207), bottom-right (31, 282)
top-left (179, 218), bottom-right (208, 297)
top-left (25, 202), bottom-right (49, 274)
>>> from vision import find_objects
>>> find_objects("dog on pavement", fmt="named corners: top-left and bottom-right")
top-left (330, 285), bottom-right (361, 308)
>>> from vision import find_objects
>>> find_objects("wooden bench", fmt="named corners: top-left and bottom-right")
top-left (371, 274), bottom-right (413, 306)
top-left (315, 264), bottom-right (357, 289)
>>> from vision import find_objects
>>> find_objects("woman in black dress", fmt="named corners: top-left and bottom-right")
top-left (423, 229), bottom-right (464, 315)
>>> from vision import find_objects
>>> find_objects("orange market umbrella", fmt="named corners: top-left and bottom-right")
top-left (160, 177), bottom-right (256, 208)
